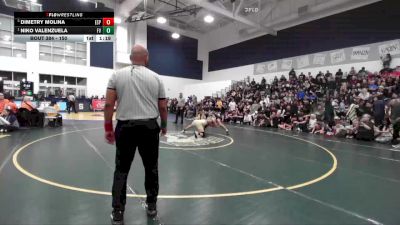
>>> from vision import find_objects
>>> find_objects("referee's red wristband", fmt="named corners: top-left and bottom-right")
top-left (104, 121), bottom-right (113, 132)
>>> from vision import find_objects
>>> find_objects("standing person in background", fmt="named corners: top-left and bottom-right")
top-left (67, 93), bottom-right (77, 114)
top-left (373, 95), bottom-right (385, 129)
top-left (216, 98), bottom-right (223, 111)
top-left (104, 44), bottom-right (167, 224)
top-left (381, 53), bottom-right (392, 69)
top-left (388, 93), bottom-right (400, 146)
top-left (174, 93), bottom-right (185, 124)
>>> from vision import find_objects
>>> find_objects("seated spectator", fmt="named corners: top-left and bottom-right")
top-left (311, 122), bottom-right (324, 134)
top-left (6, 96), bottom-right (18, 114)
top-left (358, 88), bottom-right (370, 100)
top-left (270, 111), bottom-right (281, 128)
top-left (278, 119), bottom-right (292, 131)
top-left (325, 70), bottom-right (333, 78)
top-left (235, 109), bottom-right (244, 124)
top-left (225, 110), bottom-right (235, 123)
top-left (43, 101), bottom-right (63, 127)
top-left (355, 114), bottom-right (374, 141)
top-left (21, 96), bottom-right (35, 111)
top-left (243, 110), bottom-right (253, 125)
top-left (335, 69), bottom-right (343, 82)
top-left (374, 119), bottom-right (392, 143)
top-left (250, 101), bottom-right (260, 114)
top-left (228, 99), bottom-right (236, 112)
top-left (299, 72), bottom-right (306, 81)
top-left (308, 114), bottom-right (318, 131)
top-left (349, 67), bottom-right (356, 76)
top-left (293, 115), bottom-right (308, 132)
top-left (0, 93), bottom-right (9, 115)
top-left (50, 101), bottom-right (60, 113)
top-left (333, 116), bottom-right (347, 138)
top-left (254, 111), bottom-right (269, 127)
top-left (0, 107), bottom-right (19, 132)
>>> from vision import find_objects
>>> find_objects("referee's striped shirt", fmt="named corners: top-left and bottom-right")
top-left (107, 65), bottom-right (166, 120)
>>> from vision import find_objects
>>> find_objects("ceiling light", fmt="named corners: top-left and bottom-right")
top-left (114, 17), bottom-right (122, 24)
top-left (40, 53), bottom-right (45, 56)
top-left (16, 53), bottom-right (22, 57)
top-left (64, 81), bottom-right (68, 85)
top-left (80, 0), bottom-right (89, 2)
top-left (66, 45), bottom-right (71, 50)
top-left (157, 16), bottom-right (167, 24)
top-left (204, 15), bottom-right (214, 23)
top-left (3, 35), bottom-right (11, 41)
top-left (30, 0), bottom-right (37, 3)
top-left (171, 32), bottom-right (180, 39)
top-left (61, 58), bottom-right (66, 63)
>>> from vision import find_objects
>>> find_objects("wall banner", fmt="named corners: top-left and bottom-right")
top-left (254, 63), bottom-right (267, 75)
top-left (330, 49), bottom-right (346, 64)
top-left (281, 59), bottom-right (293, 70)
top-left (378, 40), bottom-right (400, 56)
top-left (267, 61), bottom-right (278, 72)
top-left (351, 46), bottom-right (370, 60)
top-left (313, 53), bottom-right (326, 65)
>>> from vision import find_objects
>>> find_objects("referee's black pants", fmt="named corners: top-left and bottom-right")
top-left (175, 107), bottom-right (184, 123)
top-left (67, 101), bottom-right (77, 113)
top-left (112, 119), bottom-right (160, 211)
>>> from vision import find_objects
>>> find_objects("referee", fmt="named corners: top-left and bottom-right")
top-left (174, 92), bottom-right (185, 124)
top-left (104, 44), bottom-right (168, 224)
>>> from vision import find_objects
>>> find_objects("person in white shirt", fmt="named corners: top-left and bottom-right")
top-left (260, 96), bottom-right (270, 107)
top-left (67, 94), bottom-right (77, 114)
top-left (358, 88), bottom-right (370, 100)
top-left (174, 93), bottom-right (185, 124)
top-left (308, 114), bottom-right (318, 130)
top-left (228, 100), bottom-right (236, 112)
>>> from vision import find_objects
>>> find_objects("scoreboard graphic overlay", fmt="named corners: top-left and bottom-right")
top-left (14, 12), bottom-right (115, 42)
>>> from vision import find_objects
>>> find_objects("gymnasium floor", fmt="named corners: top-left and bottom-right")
top-left (1, 113), bottom-right (400, 225)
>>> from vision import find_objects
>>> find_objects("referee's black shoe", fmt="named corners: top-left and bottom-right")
top-left (146, 203), bottom-right (157, 217)
top-left (110, 209), bottom-right (124, 225)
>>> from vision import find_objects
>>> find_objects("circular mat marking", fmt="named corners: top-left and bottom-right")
top-left (12, 127), bottom-right (337, 199)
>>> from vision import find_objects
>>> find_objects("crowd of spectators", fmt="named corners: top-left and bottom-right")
top-left (169, 63), bottom-right (400, 145)
top-left (0, 93), bottom-right (64, 132)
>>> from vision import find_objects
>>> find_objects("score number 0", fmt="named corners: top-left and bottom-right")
top-left (102, 18), bottom-right (114, 26)
top-left (102, 18), bottom-right (114, 34)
